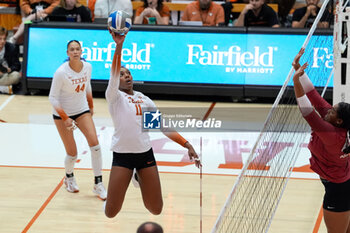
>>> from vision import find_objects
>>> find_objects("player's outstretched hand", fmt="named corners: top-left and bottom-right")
top-left (293, 62), bottom-right (308, 81)
top-left (109, 29), bottom-right (128, 45)
top-left (292, 48), bottom-right (305, 71)
top-left (184, 142), bottom-right (202, 168)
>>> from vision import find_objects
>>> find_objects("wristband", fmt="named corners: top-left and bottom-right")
top-left (297, 95), bottom-right (313, 116)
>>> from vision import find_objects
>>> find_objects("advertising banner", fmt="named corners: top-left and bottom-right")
top-left (26, 27), bottom-right (333, 87)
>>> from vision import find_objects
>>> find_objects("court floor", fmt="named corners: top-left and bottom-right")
top-left (0, 94), bottom-right (327, 233)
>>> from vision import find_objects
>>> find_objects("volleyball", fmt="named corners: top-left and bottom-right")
top-left (107, 10), bottom-right (132, 35)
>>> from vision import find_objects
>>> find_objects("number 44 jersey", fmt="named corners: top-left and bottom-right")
top-left (49, 61), bottom-right (93, 120)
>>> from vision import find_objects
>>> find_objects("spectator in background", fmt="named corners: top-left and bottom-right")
top-left (20, 0), bottom-right (60, 16)
top-left (292, 0), bottom-right (331, 28)
top-left (134, 0), bottom-right (170, 25)
top-left (0, 27), bottom-right (21, 95)
top-left (234, 0), bottom-right (280, 27)
top-left (275, 0), bottom-right (297, 27)
top-left (137, 222), bottom-right (163, 233)
top-left (8, 0), bottom-right (60, 44)
top-left (50, 0), bottom-right (92, 22)
top-left (88, 0), bottom-right (132, 21)
top-left (181, 0), bottom-right (225, 26)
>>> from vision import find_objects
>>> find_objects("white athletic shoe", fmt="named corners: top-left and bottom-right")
top-left (93, 182), bottom-right (107, 200)
top-left (131, 169), bottom-right (140, 188)
top-left (64, 176), bottom-right (79, 193)
top-left (0, 85), bottom-right (12, 95)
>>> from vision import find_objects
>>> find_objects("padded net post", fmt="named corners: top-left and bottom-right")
top-left (333, 0), bottom-right (350, 103)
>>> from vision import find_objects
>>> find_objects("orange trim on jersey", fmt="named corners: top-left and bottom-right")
top-left (111, 50), bottom-right (121, 78)
top-left (164, 131), bottom-right (188, 147)
top-left (87, 92), bottom-right (93, 109)
top-left (55, 108), bottom-right (69, 121)
top-left (111, 51), bottom-right (117, 75)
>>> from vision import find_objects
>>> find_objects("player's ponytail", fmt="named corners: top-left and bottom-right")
top-left (337, 102), bottom-right (350, 154)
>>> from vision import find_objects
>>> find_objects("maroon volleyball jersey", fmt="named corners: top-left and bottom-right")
top-left (303, 89), bottom-right (349, 183)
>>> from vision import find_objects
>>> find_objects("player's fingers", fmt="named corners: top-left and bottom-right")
top-left (71, 121), bottom-right (78, 130)
top-left (66, 125), bottom-right (74, 131)
top-left (301, 62), bottom-right (308, 69)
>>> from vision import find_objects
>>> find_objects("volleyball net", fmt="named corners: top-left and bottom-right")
top-left (211, 0), bottom-right (336, 232)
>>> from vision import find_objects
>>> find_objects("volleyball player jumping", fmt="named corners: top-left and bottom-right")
top-left (49, 40), bottom-right (107, 200)
top-left (293, 48), bottom-right (350, 233)
top-left (104, 31), bottom-right (201, 218)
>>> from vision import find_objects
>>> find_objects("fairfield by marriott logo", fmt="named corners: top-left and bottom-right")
top-left (185, 45), bottom-right (333, 74)
top-left (78, 41), bottom-right (333, 74)
top-left (186, 45), bottom-right (276, 74)
top-left (80, 42), bottom-right (154, 71)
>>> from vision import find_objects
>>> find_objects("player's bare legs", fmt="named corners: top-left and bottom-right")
top-left (105, 166), bottom-right (133, 218)
top-left (138, 166), bottom-right (163, 215)
top-left (75, 112), bottom-right (107, 200)
top-left (324, 209), bottom-right (350, 233)
top-left (347, 216), bottom-right (350, 233)
top-left (54, 119), bottom-right (77, 156)
top-left (75, 113), bottom-right (99, 147)
top-left (54, 119), bottom-right (79, 192)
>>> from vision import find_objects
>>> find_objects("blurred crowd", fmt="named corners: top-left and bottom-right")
top-left (0, 0), bottom-right (335, 94)
top-left (1, 0), bottom-right (335, 29)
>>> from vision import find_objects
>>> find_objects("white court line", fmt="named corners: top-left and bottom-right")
top-left (0, 95), bottom-right (15, 112)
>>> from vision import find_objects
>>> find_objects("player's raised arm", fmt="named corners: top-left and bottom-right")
top-left (292, 48), bottom-right (315, 94)
top-left (105, 31), bottom-right (127, 103)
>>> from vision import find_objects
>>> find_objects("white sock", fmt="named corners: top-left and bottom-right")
top-left (103, 201), bottom-right (106, 212)
top-left (65, 155), bottom-right (77, 175)
top-left (90, 145), bottom-right (102, 177)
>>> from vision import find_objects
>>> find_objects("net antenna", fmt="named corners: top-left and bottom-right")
top-left (334, 0), bottom-right (350, 103)
top-left (211, 0), bottom-right (333, 232)
top-left (200, 136), bottom-right (203, 233)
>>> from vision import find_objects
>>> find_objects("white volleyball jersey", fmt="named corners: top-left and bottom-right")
top-left (49, 61), bottom-right (93, 118)
top-left (106, 75), bottom-right (156, 153)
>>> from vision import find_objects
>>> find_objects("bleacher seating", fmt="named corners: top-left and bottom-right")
top-left (0, 0), bottom-right (21, 30)
top-left (131, 1), bottom-right (278, 14)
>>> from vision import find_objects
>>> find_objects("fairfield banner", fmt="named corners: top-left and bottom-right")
top-left (26, 26), bottom-right (333, 87)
